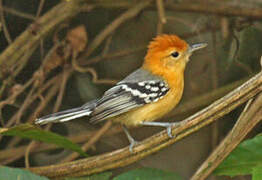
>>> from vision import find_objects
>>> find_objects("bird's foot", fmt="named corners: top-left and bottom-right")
top-left (128, 139), bottom-right (139, 153)
top-left (166, 122), bottom-right (182, 138)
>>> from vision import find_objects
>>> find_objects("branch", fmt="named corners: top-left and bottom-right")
top-left (94, 1), bottom-right (262, 20)
top-left (0, 77), bottom-right (246, 162)
top-left (28, 70), bottom-right (262, 178)
top-left (190, 60), bottom-right (262, 179)
top-left (191, 93), bottom-right (262, 180)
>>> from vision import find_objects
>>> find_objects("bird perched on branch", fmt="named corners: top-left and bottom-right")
top-left (35, 34), bottom-right (207, 152)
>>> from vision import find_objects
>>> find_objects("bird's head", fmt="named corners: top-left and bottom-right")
top-left (143, 34), bottom-right (207, 74)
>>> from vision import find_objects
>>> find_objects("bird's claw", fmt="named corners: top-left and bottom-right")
top-left (129, 140), bottom-right (139, 153)
top-left (167, 125), bottom-right (174, 138)
top-left (166, 122), bottom-right (181, 138)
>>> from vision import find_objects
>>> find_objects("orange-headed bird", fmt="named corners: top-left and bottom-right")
top-left (36, 34), bottom-right (207, 152)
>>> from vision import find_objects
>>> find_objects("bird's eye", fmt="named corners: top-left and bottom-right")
top-left (171, 51), bottom-right (179, 58)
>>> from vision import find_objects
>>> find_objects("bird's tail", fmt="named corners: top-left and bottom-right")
top-left (35, 101), bottom-right (96, 125)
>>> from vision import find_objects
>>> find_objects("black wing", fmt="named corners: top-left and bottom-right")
top-left (89, 81), bottom-right (169, 123)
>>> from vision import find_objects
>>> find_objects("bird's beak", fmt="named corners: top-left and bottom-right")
top-left (188, 43), bottom-right (207, 54)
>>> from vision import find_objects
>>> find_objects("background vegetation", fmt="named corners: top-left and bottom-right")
top-left (0, 0), bottom-right (262, 179)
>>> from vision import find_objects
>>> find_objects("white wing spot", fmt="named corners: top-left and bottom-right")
top-left (138, 82), bottom-right (145, 86)
top-left (160, 82), bottom-right (165, 87)
top-left (161, 87), bottom-right (168, 92)
top-left (139, 93), bottom-right (148, 98)
top-left (150, 87), bottom-right (159, 91)
top-left (149, 93), bottom-right (158, 97)
top-left (145, 85), bottom-right (151, 89)
top-left (149, 81), bottom-right (156, 84)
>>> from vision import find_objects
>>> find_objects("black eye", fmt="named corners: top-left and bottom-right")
top-left (171, 51), bottom-right (179, 58)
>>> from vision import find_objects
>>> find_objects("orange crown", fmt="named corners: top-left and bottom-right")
top-left (145, 34), bottom-right (188, 58)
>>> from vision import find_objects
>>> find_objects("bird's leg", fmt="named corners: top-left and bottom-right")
top-left (122, 125), bottom-right (138, 152)
top-left (141, 121), bottom-right (181, 138)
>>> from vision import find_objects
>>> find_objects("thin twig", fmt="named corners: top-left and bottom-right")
top-left (156, 0), bottom-right (166, 24)
top-left (14, 86), bottom-right (36, 125)
top-left (36, 0), bottom-right (45, 63)
top-left (72, 61), bottom-right (117, 85)
top-left (25, 141), bottom-right (35, 168)
top-left (0, 5), bottom-right (36, 20)
top-left (78, 0), bottom-right (152, 63)
top-left (0, 0), bottom-right (12, 44)
top-left (36, 0), bottom-right (45, 17)
top-left (5, 74), bottom-right (61, 149)
top-left (156, 0), bottom-right (166, 34)
top-left (0, 77), bottom-right (34, 108)
top-left (29, 69), bottom-right (262, 178)
top-left (53, 68), bottom-right (73, 113)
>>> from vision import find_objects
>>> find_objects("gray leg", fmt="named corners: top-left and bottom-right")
top-left (122, 125), bottom-right (138, 152)
top-left (141, 122), bottom-right (181, 138)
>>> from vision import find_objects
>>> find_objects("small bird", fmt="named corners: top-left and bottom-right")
top-left (35, 34), bottom-right (207, 152)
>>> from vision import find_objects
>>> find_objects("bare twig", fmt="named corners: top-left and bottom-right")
top-left (29, 70), bottom-right (262, 178)
top-left (156, 0), bottom-right (166, 34)
top-left (53, 67), bottom-right (73, 113)
top-left (72, 61), bottom-right (117, 85)
top-left (156, 0), bottom-right (166, 24)
top-left (0, 0), bottom-right (12, 44)
top-left (0, 5), bottom-right (36, 20)
top-left (25, 141), bottom-right (35, 168)
top-left (36, 0), bottom-right (45, 18)
top-left (5, 78), bottom-right (61, 149)
top-left (0, 78), bottom-right (34, 109)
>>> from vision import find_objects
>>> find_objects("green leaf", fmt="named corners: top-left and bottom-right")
top-left (65, 172), bottom-right (112, 180)
top-left (0, 166), bottom-right (49, 180)
top-left (0, 124), bottom-right (88, 157)
top-left (253, 165), bottom-right (262, 180)
top-left (214, 135), bottom-right (262, 177)
top-left (113, 167), bottom-right (182, 180)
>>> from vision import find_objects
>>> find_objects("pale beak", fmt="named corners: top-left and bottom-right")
top-left (188, 43), bottom-right (207, 54)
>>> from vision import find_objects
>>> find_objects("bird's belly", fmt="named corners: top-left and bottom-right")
top-left (111, 88), bottom-right (183, 127)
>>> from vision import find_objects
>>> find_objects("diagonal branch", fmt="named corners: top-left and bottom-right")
top-left (28, 69), bottom-right (262, 178)
top-left (191, 93), bottom-right (262, 180)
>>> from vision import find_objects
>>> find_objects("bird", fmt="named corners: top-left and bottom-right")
top-left (35, 34), bottom-right (207, 152)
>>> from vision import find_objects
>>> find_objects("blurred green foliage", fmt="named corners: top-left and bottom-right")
top-left (215, 135), bottom-right (262, 179)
